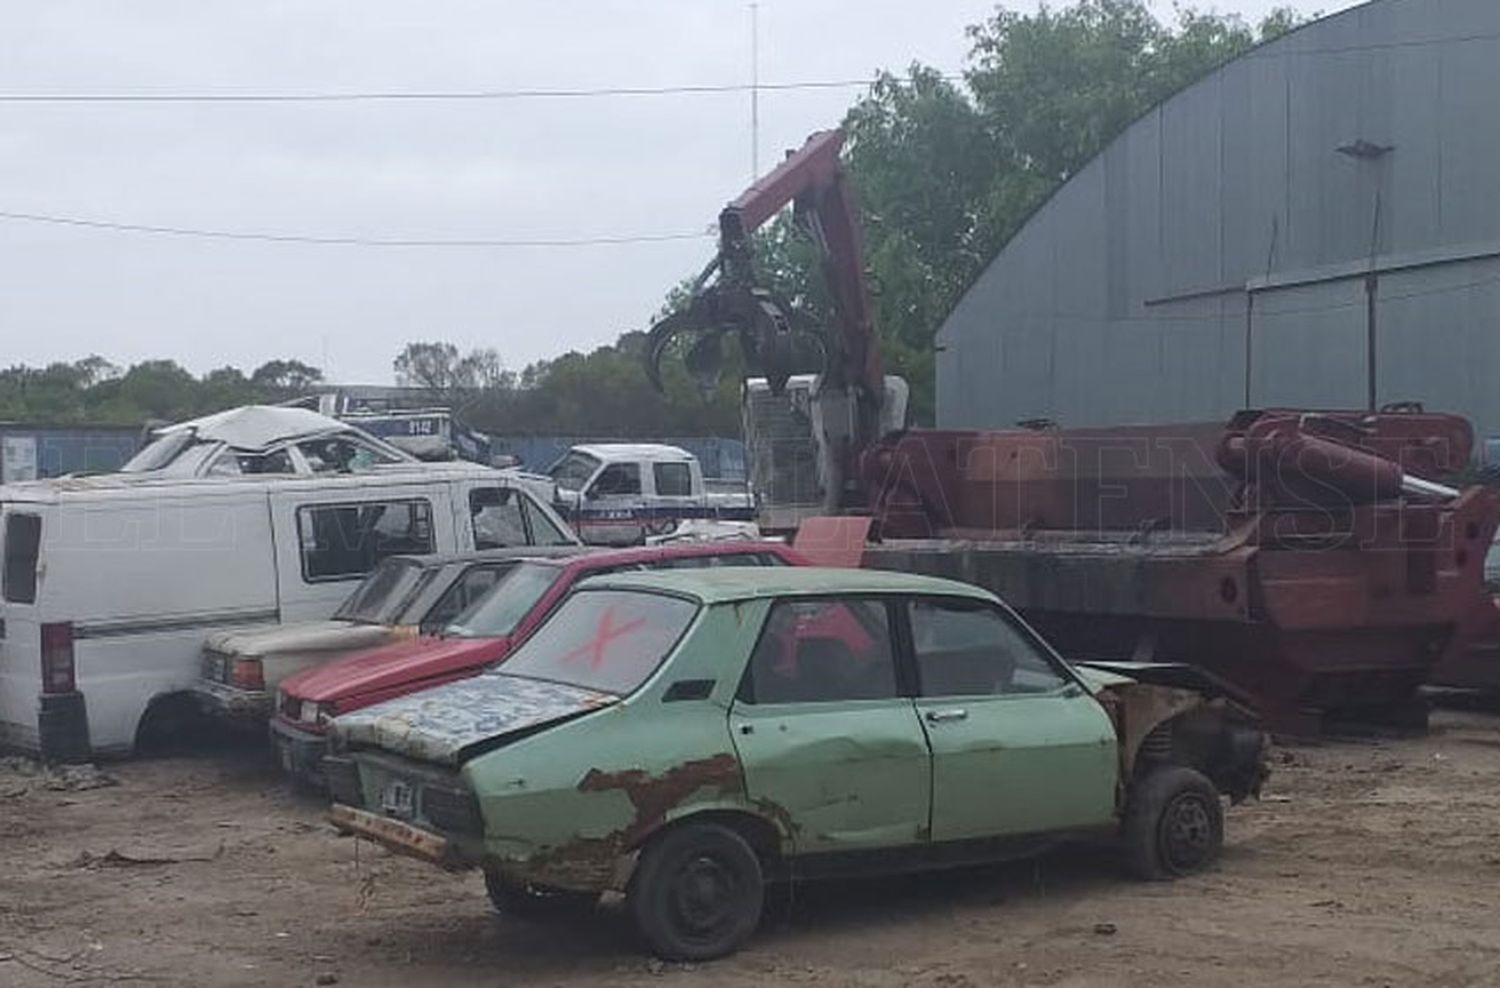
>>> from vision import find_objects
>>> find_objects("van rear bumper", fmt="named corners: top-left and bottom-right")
top-left (38, 691), bottom-right (91, 764)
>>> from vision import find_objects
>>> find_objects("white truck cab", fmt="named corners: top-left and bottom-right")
top-left (0, 409), bottom-right (576, 762)
top-left (541, 443), bottom-right (755, 546)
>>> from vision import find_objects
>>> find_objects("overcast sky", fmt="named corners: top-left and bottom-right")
top-left (2, 0), bottom-right (1359, 384)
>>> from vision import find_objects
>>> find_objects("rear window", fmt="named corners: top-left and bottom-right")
top-left (499, 589), bottom-right (697, 695)
top-left (2, 512), bottom-right (42, 604)
top-left (653, 462), bottom-right (693, 496)
top-left (334, 558), bottom-right (431, 623)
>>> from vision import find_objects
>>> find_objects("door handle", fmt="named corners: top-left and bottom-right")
top-left (925, 708), bottom-right (968, 724)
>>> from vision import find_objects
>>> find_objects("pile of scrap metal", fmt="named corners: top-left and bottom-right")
top-left (643, 128), bottom-right (1500, 733)
top-left (794, 407), bottom-right (1500, 732)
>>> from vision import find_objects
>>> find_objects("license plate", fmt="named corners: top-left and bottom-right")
top-left (380, 780), bottom-right (415, 819)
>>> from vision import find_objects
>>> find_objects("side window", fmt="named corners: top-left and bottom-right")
top-left (298, 437), bottom-right (403, 474)
top-left (208, 449), bottom-right (295, 476)
top-left (520, 496), bottom-right (576, 546)
top-left (423, 564), bottom-right (512, 632)
top-left (470, 487), bottom-right (529, 549)
top-left (739, 597), bottom-right (897, 704)
top-left (2, 512), bottom-right (42, 604)
top-left (653, 462), bottom-right (693, 497)
top-left (909, 598), bottom-right (1070, 697)
top-left (590, 462), bottom-right (641, 497)
top-left (297, 499), bottom-right (435, 582)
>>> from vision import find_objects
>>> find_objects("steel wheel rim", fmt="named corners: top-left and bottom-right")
top-left (1160, 792), bottom-right (1214, 871)
top-left (669, 853), bottom-right (741, 941)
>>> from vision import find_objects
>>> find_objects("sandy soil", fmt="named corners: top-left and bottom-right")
top-left (5, 710), bottom-right (1500, 988)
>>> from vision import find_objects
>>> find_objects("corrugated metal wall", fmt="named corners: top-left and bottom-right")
top-left (938, 0), bottom-right (1500, 439)
top-left (0, 426), bottom-right (140, 482)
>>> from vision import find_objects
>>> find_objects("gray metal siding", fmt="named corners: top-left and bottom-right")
top-left (939, 0), bottom-right (1500, 437)
top-left (0, 428), bottom-right (140, 482)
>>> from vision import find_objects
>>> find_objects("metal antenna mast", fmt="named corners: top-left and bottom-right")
top-left (750, 2), bottom-right (760, 179)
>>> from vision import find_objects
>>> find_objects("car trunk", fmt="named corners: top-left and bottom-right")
top-left (332, 672), bottom-right (618, 765)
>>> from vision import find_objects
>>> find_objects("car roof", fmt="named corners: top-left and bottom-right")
top-left (541, 540), bottom-right (798, 572)
top-left (577, 566), bottom-right (991, 603)
top-left (386, 545), bottom-right (589, 569)
top-left (569, 443), bottom-right (693, 462)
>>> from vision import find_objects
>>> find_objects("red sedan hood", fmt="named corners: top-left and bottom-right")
top-left (281, 634), bottom-right (512, 704)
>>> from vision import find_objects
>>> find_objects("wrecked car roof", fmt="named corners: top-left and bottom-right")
top-left (152, 405), bottom-right (362, 452)
top-left (331, 673), bottom-right (616, 765)
top-left (577, 566), bottom-right (994, 605)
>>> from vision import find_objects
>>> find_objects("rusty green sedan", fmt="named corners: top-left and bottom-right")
top-left (323, 567), bottom-right (1266, 960)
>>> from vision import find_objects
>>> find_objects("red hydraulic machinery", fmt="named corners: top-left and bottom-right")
top-left (646, 129), bottom-right (1500, 731)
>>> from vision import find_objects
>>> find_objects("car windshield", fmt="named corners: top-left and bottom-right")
top-left (444, 562), bottom-right (562, 639)
top-left (498, 588), bottom-right (697, 695)
top-left (334, 558), bottom-right (431, 624)
top-left (548, 450), bottom-right (601, 492)
top-left (120, 430), bottom-right (199, 472)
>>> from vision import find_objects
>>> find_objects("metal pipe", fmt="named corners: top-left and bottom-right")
top-left (1401, 474), bottom-right (1460, 501)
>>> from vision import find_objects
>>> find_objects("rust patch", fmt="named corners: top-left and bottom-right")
top-left (521, 754), bottom-right (748, 891)
top-left (577, 752), bottom-right (742, 845)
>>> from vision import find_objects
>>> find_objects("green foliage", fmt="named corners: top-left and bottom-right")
top-left (0, 356), bottom-right (328, 426)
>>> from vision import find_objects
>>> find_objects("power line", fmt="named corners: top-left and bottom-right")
top-left (0, 77), bottom-right (955, 105)
top-left (0, 209), bottom-right (713, 248)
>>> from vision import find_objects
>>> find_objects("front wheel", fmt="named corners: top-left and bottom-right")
top-left (1122, 766), bottom-right (1224, 880)
top-left (484, 868), bottom-right (597, 921)
top-left (628, 822), bottom-right (765, 961)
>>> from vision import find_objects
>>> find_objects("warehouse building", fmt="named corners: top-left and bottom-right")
top-left (937, 0), bottom-right (1500, 442)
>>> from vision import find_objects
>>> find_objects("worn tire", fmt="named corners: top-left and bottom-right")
top-left (483, 868), bottom-right (597, 921)
top-left (1122, 766), bottom-right (1224, 880)
top-left (628, 822), bottom-right (765, 961)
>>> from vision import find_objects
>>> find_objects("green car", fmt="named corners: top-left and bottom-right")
top-left (325, 568), bottom-right (1266, 960)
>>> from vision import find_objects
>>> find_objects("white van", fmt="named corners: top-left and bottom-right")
top-left (0, 457), bottom-right (576, 762)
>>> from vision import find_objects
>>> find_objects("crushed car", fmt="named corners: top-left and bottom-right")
top-left (272, 540), bottom-right (804, 784)
top-left (323, 567), bottom-right (1266, 961)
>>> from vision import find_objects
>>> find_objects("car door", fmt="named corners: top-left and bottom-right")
top-left (582, 462), bottom-right (645, 545)
top-left (729, 596), bottom-right (930, 854)
top-left (905, 595), bottom-right (1119, 843)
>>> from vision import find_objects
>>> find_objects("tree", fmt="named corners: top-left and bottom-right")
top-left (250, 359), bottom-right (324, 393)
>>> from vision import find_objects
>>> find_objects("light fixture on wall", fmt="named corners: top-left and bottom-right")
top-left (1336, 139), bottom-right (1394, 160)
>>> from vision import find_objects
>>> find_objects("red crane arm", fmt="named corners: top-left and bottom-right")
top-left (716, 130), bottom-right (885, 402)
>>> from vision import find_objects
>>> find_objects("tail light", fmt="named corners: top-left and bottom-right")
top-left (230, 657), bottom-right (265, 692)
top-left (40, 622), bottom-right (76, 694)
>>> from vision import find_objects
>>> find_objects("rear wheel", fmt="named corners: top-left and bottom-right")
top-left (483, 869), bottom-right (597, 921)
top-left (628, 822), bottom-right (764, 961)
top-left (1122, 766), bottom-right (1223, 880)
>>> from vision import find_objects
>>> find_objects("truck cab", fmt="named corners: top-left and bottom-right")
top-left (543, 443), bottom-right (755, 545)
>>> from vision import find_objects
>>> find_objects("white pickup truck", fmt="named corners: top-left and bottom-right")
top-left (513, 443), bottom-right (756, 546)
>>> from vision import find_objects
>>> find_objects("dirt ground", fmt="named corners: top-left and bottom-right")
top-left (6, 710), bottom-right (1500, 988)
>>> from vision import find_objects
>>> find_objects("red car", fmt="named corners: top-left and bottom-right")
top-left (270, 540), bottom-right (805, 783)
